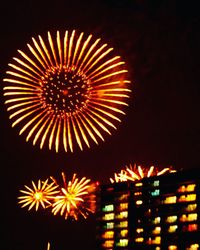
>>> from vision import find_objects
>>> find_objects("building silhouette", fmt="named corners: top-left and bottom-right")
top-left (96, 168), bottom-right (200, 249)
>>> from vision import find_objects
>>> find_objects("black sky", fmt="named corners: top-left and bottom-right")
top-left (1, 1), bottom-right (200, 250)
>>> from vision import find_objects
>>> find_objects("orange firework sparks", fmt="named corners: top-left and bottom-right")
top-left (3, 30), bottom-right (131, 153)
top-left (110, 164), bottom-right (176, 183)
top-left (18, 179), bottom-right (59, 211)
top-left (51, 172), bottom-right (97, 220)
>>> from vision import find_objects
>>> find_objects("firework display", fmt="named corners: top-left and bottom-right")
top-left (18, 173), bottom-right (97, 220)
top-left (110, 164), bottom-right (176, 183)
top-left (18, 179), bottom-right (59, 211)
top-left (51, 172), bottom-right (97, 220)
top-left (3, 30), bottom-right (131, 153)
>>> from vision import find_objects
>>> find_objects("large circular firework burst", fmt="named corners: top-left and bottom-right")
top-left (110, 164), bottom-right (176, 183)
top-left (3, 30), bottom-right (131, 152)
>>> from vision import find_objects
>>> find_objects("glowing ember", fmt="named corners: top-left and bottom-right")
top-left (110, 164), bottom-right (176, 183)
top-left (3, 30), bottom-right (131, 153)
top-left (18, 179), bottom-right (59, 211)
top-left (51, 172), bottom-right (97, 220)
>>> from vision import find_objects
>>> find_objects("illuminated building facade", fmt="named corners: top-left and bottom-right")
top-left (96, 168), bottom-right (200, 249)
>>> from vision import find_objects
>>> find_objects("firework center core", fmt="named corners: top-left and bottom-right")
top-left (41, 68), bottom-right (90, 115)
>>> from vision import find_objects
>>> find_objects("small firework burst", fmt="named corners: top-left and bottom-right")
top-left (110, 164), bottom-right (176, 183)
top-left (3, 30), bottom-right (131, 153)
top-left (51, 172), bottom-right (97, 220)
top-left (18, 179), bottom-right (59, 211)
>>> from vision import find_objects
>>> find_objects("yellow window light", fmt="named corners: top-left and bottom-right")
top-left (135, 237), bottom-right (144, 243)
top-left (120, 229), bottom-right (128, 237)
top-left (103, 213), bottom-right (114, 221)
top-left (185, 203), bottom-right (197, 212)
top-left (102, 231), bottom-right (114, 239)
top-left (164, 196), bottom-right (177, 204)
top-left (186, 243), bottom-right (199, 250)
top-left (168, 225), bottom-right (178, 233)
top-left (136, 228), bottom-right (144, 234)
top-left (168, 245), bottom-right (178, 250)
top-left (136, 200), bottom-right (143, 205)
top-left (116, 239), bottom-right (128, 247)
top-left (153, 217), bottom-right (161, 224)
top-left (186, 184), bottom-right (196, 192)
top-left (116, 221), bottom-right (128, 228)
top-left (152, 226), bottom-right (161, 235)
top-left (102, 240), bottom-right (114, 248)
top-left (119, 202), bottom-right (128, 210)
top-left (115, 211), bottom-right (128, 219)
top-left (135, 182), bottom-right (143, 187)
top-left (166, 215), bottom-right (177, 223)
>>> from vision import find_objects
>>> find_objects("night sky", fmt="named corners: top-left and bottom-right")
top-left (1, 1), bottom-right (200, 250)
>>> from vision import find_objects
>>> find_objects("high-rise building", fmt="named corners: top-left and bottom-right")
top-left (96, 168), bottom-right (200, 249)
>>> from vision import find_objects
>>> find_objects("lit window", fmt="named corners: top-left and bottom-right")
top-left (153, 217), bottom-right (161, 224)
top-left (147, 236), bottom-right (161, 245)
top-left (179, 194), bottom-right (196, 202)
top-left (152, 226), bottom-right (161, 235)
top-left (188, 213), bottom-right (198, 221)
top-left (115, 211), bottom-right (128, 219)
top-left (153, 180), bottom-right (160, 187)
top-left (185, 204), bottom-right (197, 212)
top-left (151, 189), bottom-right (160, 196)
top-left (168, 225), bottom-right (178, 233)
top-left (102, 240), bottom-right (114, 248)
top-left (135, 182), bottom-right (143, 187)
top-left (187, 224), bottom-right (198, 232)
top-left (103, 213), bottom-right (114, 221)
top-left (136, 200), bottom-right (143, 205)
top-left (186, 243), bottom-right (199, 250)
top-left (180, 213), bottom-right (197, 222)
top-left (106, 222), bottom-right (114, 229)
top-left (102, 204), bottom-right (114, 212)
top-left (178, 185), bottom-right (186, 193)
top-left (116, 221), bottom-right (128, 228)
top-left (116, 239), bottom-right (128, 247)
top-left (166, 215), bottom-right (177, 223)
top-left (134, 191), bottom-right (142, 196)
top-left (119, 202), bottom-right (128, 210)
top-left (102, 231), bottom-right (114, 239)
top-left (155, 247), bottom-right (161, 250)
top-left (187, 194), bottom-right (196, 201)
top-left (135, 237), bottom-right (144, 243)
top-left (168, 245), bottom-right (178, 250)
top-left (178, 184), bottom-right (196, 193)
top-left (136, 228), bottom-right (144, 234)
top-left (164, 196), bottom-right (177, 204)
top-left (186, 184), bottom-right (196, 192)
top-left (120, 229), bottom-right (128, 237)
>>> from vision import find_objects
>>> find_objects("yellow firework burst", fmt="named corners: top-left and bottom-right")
top-left (110, 164), bottom-right (176, 183)
top-left (3, 30), bottom-right (131, 153)
top-left (18, 179), bottom-right (59, 211)
top-left (51, 172), bottom-right (97, 220)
